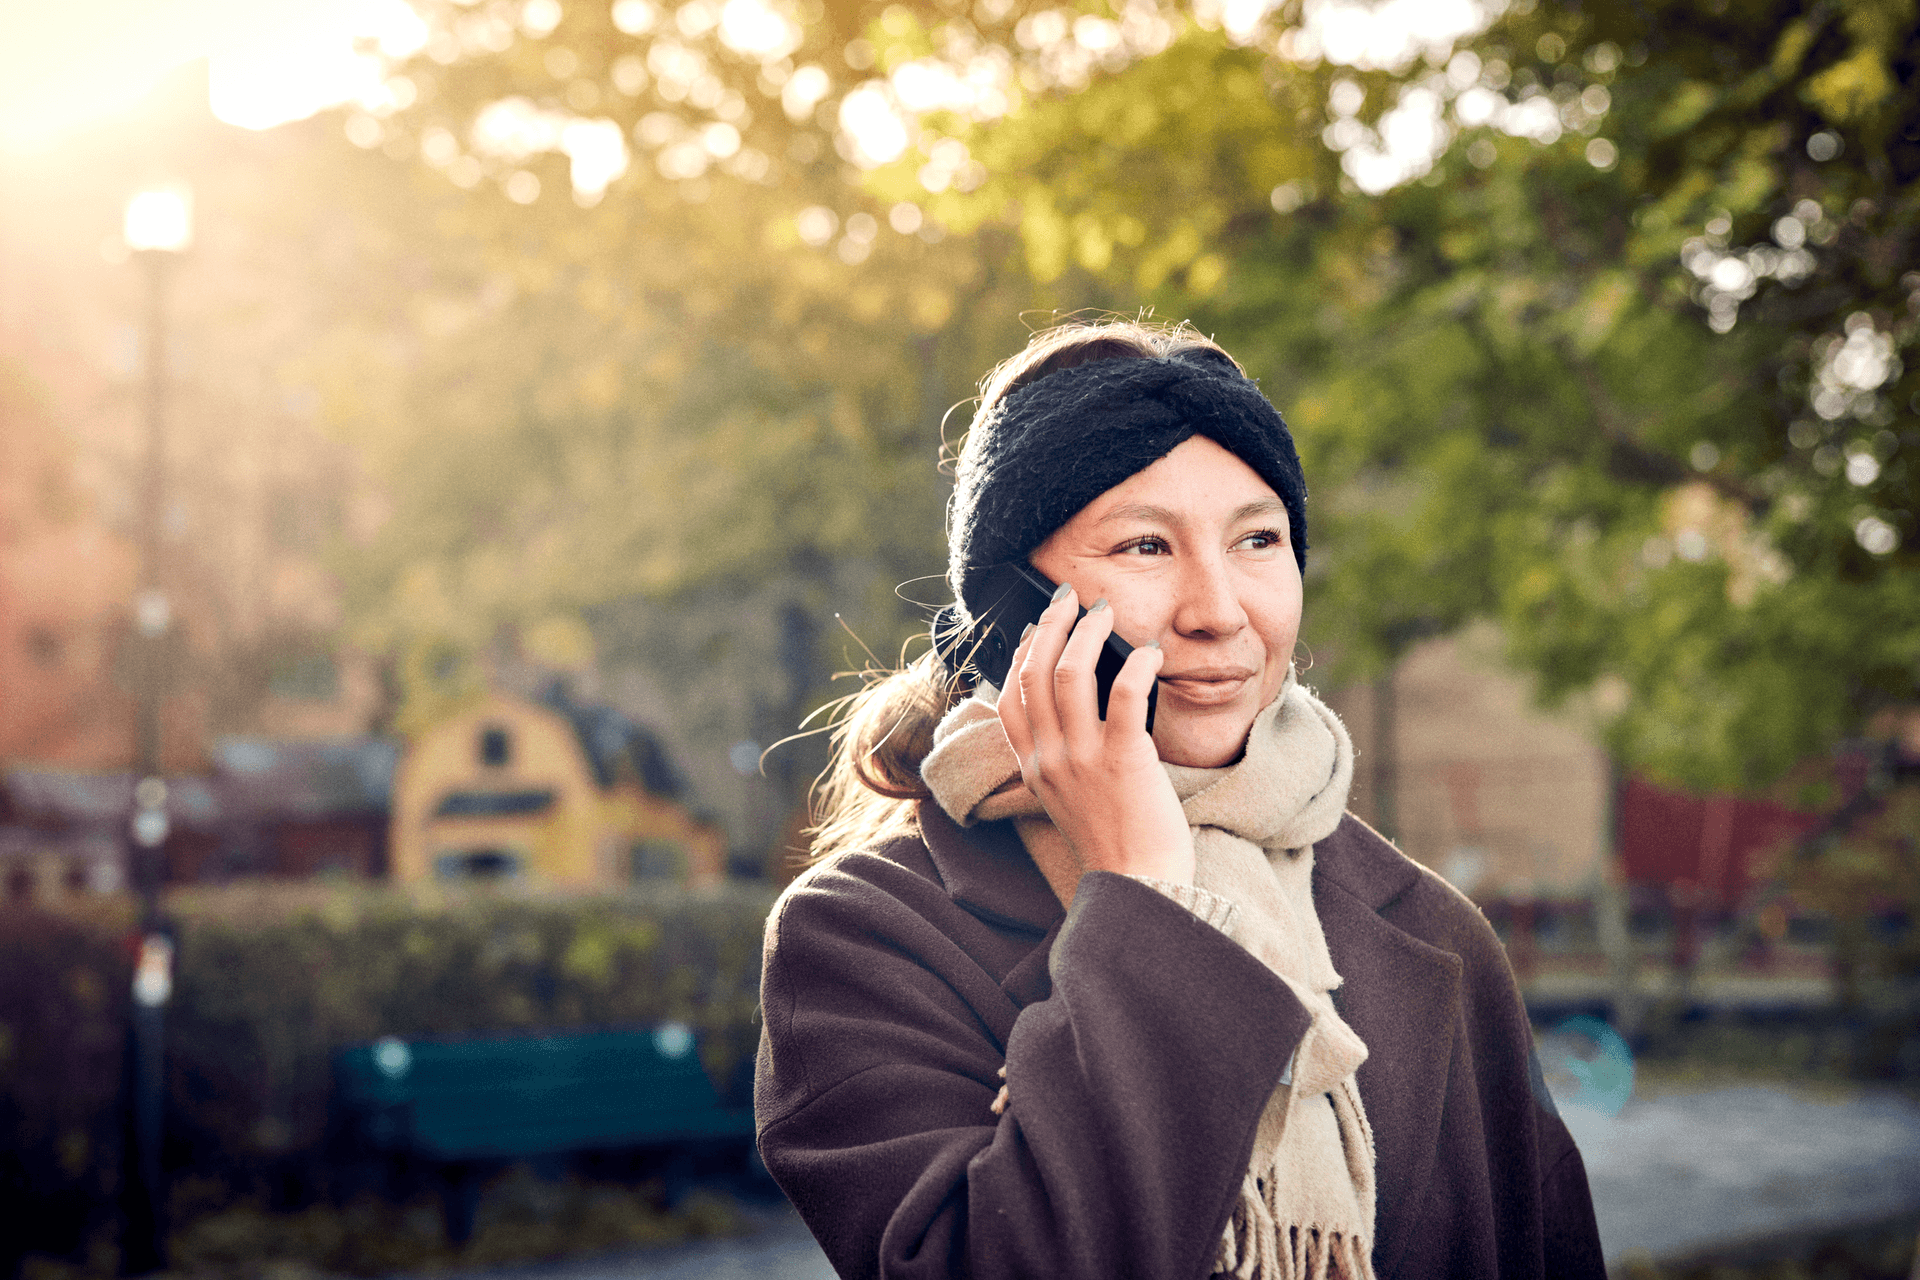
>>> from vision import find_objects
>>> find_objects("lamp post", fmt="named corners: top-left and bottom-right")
top-left (120, 184), bottom-right (190, 1277)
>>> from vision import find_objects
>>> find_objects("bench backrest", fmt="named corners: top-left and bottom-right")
top-left (333, 1024), bottom-right (755, 1160)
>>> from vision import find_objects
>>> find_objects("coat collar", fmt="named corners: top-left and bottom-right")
top-left (920, 804), bottom-right (1464, 1276)
top-left (918, 800), bottom-right (1063, 936)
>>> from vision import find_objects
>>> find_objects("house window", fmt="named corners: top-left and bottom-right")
top-left (479, 725), bottom-right (511, 768)
top-left (434, 789), bottom-right (553, 818)
top-left (435, 849), bottom-right (524, 881)
top-left (633, 839), bottom-right (685, 881)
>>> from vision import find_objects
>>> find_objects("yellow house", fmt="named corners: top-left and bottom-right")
top-left (389, 689), bottom-right (724, 888)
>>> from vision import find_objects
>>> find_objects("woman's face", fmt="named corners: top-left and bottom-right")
top-left (1029, 435), bottom-right (1302, 769)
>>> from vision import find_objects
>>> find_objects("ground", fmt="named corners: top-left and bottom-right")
top-left (425, 1081), bottom-right (1920, 1279)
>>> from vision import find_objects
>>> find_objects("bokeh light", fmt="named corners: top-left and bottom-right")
top-left (122, 186), bottom-right (193, 253)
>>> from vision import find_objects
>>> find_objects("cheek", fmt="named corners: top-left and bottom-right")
top-left (1105, 579), bottom-right (1179, 641)
top-left (1249, 576), bottom-right (1303, 656)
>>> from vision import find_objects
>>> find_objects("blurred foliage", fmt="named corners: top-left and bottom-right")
top-left (165, 881), bottom-right (772, 1161)
top-left (0, 901), bottom-right (136, 1271)
top-left (272, 35), bottom-right (1043, 830)
top-left (933, 0), bottom-right (1919, 793)
top-left (140, 1176), bottom-right (742, 1278)
top-left (0, 885), bottom-right (772, 1270)
top-left (288, 81), bottom-right (1031, 738)
top-left (1785, 777), bottom-right (1920, 1076)
top-left (13, 1177), bottom-right (745, 1279)
top-left (1628, 1014), bottom-right (1863, 1088)
top-left (288, 0), bottom-right (1917, 802)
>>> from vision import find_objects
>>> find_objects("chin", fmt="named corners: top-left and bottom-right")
top-left (1153, 715), bottom-right (1259, 769)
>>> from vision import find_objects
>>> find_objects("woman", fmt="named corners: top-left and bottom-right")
top-left (754, 321), bottom-right (1604, 1279)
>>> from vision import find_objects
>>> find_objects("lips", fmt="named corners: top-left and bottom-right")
top-left (1156, 668), bottom-right (1258, 706)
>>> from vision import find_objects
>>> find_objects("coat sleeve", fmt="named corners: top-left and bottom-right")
top-left (1537, 1116), bottom-right (1606, 1279)
top-left (755, 866), bottom-right (1312, 1280)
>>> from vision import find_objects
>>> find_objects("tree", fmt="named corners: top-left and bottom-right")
top-left (287, 0), bottom-right (1079, 852)
top-left (923, 0), bottom-right (1917, 794)
top-left (309, 0), bottom-right (1914, 845)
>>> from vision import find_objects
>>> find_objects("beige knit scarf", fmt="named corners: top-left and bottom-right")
top-left (921, 671), bottom-right (1376, 1280)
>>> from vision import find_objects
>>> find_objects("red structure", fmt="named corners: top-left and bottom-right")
top-left (1612, 754), bottom-right (1889, 971)
top-left (1616, 777), bottom-right (1821, 907)
top-left (0, 737), bottom-right (395, 897)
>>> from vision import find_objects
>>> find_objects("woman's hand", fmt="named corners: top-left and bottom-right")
top-left (997, 585), bottom-right (1195, 887)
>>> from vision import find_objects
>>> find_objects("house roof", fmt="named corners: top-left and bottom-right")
top-left (2, 769), bottom-right (221, 829)
top-left (212, 737), bottom-right (397, 818)
top-left (2, 737), bottom-right (397, 830)
top-left (0, 828), bottom-right (119, 863)
top-left (535, 682), bottom-right (685, 798)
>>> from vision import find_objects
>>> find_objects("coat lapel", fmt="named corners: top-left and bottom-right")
top-left (919, 800), bottom-right (1063, 936)
top-left (919, 800), bottom-right (1063, 1012)
top-left (1315, 820), bottom-right (1465, 1278)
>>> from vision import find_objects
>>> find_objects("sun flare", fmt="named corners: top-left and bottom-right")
top-left (0, 0), bottom-right (426, 154)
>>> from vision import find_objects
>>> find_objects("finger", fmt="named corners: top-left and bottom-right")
top-left (1052, 599), bottom-right (1114, 745)
top-left (1101, 640), bottom-right (1163, 745)
top-left (1016, 585), bottom-right (1079, 759)
top-left (996, 622), bottom-right (1039, 759)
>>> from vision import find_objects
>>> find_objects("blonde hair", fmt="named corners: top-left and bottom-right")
top-left (806, 319), bottom-right (1237, 864)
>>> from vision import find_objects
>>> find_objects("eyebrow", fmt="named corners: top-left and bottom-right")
top-left (1096, 497), bottom-right (1290, 529)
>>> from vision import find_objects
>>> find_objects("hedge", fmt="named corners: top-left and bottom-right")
top-left (0, 899), bottom-right (134, 1273)
top-left (0, 881), bottom-right (777, 1273)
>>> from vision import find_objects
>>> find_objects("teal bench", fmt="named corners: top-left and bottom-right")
top-left (331, 1024), bottom-right (758, 1241)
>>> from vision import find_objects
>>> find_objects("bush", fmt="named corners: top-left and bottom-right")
top-left (0, 881), bottom-right (776, 1273)
top-left (0, 900), bottom-right (136, 1270)
top-left (1786, 780), bottom-right (1920, 1079)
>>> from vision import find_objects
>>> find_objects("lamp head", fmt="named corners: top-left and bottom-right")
top-left (124, 186), bottom-right (193, 253)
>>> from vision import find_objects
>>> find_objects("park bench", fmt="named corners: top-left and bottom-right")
top-left (331, 1023), bottom-right (758, 1243)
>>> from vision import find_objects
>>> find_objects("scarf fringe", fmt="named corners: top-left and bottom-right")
top-left (1214, 1170), bottom-right (1375, 1280)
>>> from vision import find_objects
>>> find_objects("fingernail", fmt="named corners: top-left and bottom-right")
top-left (1144, 640), bottom-right (1160, 650)
top-left (1051, 582), bottom-right (1072, 603)
top-left (1019, 623), bottom-right (1034, 643)
top-left (1089, 598), bottom-right (1109, 612)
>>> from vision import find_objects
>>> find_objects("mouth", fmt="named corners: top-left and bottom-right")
top-left (1156, 667), bottom-right (1259, 706)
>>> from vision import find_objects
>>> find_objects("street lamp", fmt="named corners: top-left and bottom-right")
top-left (120, 183), bottom-right (190, 1278)
top-left (123, 187), bottom-right (193, 254)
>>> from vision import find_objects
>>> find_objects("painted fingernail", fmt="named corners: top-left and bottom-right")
top-left (1019, 623), bottom-right (1035, 643)
top-left (1051, 582), bottom-right (1072, 603)
top-left (1089, 598), bottom-right (1109, 612)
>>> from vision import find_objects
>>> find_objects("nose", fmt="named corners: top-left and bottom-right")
top-left (1170, 550), bottom-right (1247, 640)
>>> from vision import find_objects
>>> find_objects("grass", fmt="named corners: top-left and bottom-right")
top-left (20, 1167), bottom-right (754, 1280)
top-left (1610, 1214), bottom-right (1920, 1280)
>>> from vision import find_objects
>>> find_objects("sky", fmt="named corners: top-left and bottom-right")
top-left (0, 0), bottom-right (425, 154)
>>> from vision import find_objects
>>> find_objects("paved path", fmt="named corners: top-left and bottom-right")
top-left (1560, 1084), bottom-right (1920, 1266)
top-left (440, 1202), bottom-right (833, 1280)
top-left (429, 1085), bottom-right (1920, 1278)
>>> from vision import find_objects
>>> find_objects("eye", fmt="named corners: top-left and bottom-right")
top-left (1233, 529), bottom-right (1287, 552)
top-left (1118, 536), bottom-right (1171, 556)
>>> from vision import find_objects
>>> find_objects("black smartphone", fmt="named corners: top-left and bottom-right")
top-left (964, 561), bottom-right (1157, 733)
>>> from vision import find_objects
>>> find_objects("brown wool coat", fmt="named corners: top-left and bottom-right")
top-left (755, 803), bottom-right (1606, 1280)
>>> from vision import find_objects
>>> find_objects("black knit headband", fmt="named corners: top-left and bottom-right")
top-left (940, 351), bottom-right (1308, 648)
